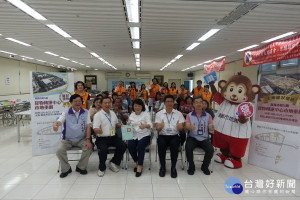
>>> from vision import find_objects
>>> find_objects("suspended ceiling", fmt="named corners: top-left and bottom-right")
top-left (0, 0), bottom-right (299, 72)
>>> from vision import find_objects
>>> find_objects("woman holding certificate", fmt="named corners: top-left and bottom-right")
top-left (127, 99), bottom-right (152, 177)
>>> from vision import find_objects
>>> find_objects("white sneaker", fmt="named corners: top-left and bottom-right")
top-left (97, 170), bottom-right (105, 177)
top-left (109, 162), bottom-right (119, 172)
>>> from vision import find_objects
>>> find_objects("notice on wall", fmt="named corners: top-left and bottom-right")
top-left (5, 76), bottom-right (10, 85)
top-left (30, 72), bottom-right (74, 156)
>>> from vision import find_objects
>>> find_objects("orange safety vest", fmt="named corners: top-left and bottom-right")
top-left (75, 90), bottom-right (89, 109)
top-left (115, 86), bottom-right (125, 96)
top-left (202, 91), bottom-right (212, 108)
top-left (193, 87), bottom-right (204, 97)
top-left (130, 88), bottom-right (137, 101)
top-left (161, 88), bottom-right (169, 95)
top-left (169, 88), bottom-right (178, 95)
top-left (178, 89), bottom-right (188, 96)
top-left (140, 89), bottom-right (148, 101)
top-left (149, 84), bottom-right (159, 98)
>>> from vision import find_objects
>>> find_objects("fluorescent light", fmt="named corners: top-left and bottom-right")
top-left (71, 60), bottom-right (79, 64)
top-left (36, 59), bottom-right (46, 62)
top-left (203, 60), bottom-right (212, 64)
top-left (5, 38), bottom-right (31, 46)
top-left (137, 68), bottom-right (141, 71)
top-left (237, 44), bottom-right (259, 52)
top-left (186, 42), bottom-right (200, 50)
top-left (86, 66), bottom-right (90, 68)
top-left (90, 52), bottom-right (100, 58)
top-left (70, 39), bottom-right (86, 48)
top-left (190, 66), bottom-right (196, 69)
top-left (21, 55), bottom-right (33, 59)
top-left (79, 63), bottom-right (85, 66)
top-left (94, 69), bottom-right (99, 71)
top-left (261, 32), bottom-right (297, 43)
top-left (46, 24), bottom-right (71, 38)
top-left (60, 56), bottom-right (70, 60)
top-left (198, 29), bottom-right (220, 41)
top-left (214, 56), bottom-right (225, 60)
top-left (175, 55), bottom-right (183, 60)
top-left (125, 0), bottom-right (139, 23)
top-left (130, 27), bottom-right (140, 40)
top-left (132, 41), bottom-right (140, 49)
top-left (134, 54), bottom-right (140, 59)
top-left (7, 0), bottom-right (46, 20)
top-left (44, 51), bottom-right (58, 56)
top-left (0, 50), bottom-right (17, 55)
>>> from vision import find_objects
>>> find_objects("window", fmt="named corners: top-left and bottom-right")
top-left (280, 58), bottom-right (298, 68)
top-left (261, 62), bottom-right (277, 72)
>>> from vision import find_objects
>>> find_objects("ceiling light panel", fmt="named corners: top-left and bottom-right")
top-left (198, 29), bottom-right (220, 41)
top-left (44, 51), bottom-right (58, 56)
top-left (125, 0), bottom-right (139, 23)
top-left (70, 39), bottom-right (86, 48)
top-left (237, 44), bottom-right (259, 52)
top-left (261, 32), bottom-right (297, 43)
top-left (46, 24), bottom-right (71, 38)
top-left (7, 0), bottom-right (47, 20)
top-left (5, 38), bottom-right (31, 46)
top-left (186, 42), bottom-right (200, 51)
top-left (130, 27), bottom-right (140, 40)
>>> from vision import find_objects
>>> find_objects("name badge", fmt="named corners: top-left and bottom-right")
top-left (166, 128), bottom-right (172, 133)
top-left (110, 128), bottom-right (115, 136)
top-left (197, 130), bottom-right (203, 135)
top-left (83, 101), bottom-right (85, 104)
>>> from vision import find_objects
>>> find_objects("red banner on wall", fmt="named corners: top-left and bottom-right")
top-left (243, 34), bottom-right (300, 67)
top-left (204, 58), bottom-right (225, 74)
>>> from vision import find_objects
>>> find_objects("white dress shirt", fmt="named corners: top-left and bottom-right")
top-left (128, 111), bottom-right (152, 140)
top-left (93, 109), bottom-right (118, 137)
top-left (155, 109), bottom-right (185, 136)
top-left (58, 108), bottom-right (91, 124)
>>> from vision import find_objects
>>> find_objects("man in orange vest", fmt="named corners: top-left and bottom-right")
top-left (114, 81), bottom-right (125, 96)
top-left (192, 80), bottom-right (204, 97)
top-left (202, 85), bottom-right (214, 118)
top-left (149, 78), bottom-right (160, 112)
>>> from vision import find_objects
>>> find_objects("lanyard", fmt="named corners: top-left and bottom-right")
top-left (195, 113), bottom-right (206, 131)
top-left (165, 112), bottom-right (174, 128)
top-left (104, 113), bottom-right (112, 126)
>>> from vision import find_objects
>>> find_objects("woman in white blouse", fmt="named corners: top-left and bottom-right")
top-left (127, 99), bottom-right (152, 177)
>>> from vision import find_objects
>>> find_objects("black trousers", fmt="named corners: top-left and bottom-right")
top-left (157, 135), bottom-right (180, 169)
top-left (95, 136), bottom-right (127, 171)
top-left (185, 137), bottom-right (214, 170)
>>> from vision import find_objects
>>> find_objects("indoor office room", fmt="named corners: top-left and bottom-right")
top-left (0, 0), bottom-right (300, 200)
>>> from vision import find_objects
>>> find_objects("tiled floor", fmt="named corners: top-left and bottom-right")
top-left (0, 123), bottom-right (299, 200)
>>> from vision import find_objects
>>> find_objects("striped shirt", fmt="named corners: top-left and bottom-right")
top-left (213, 92), bottom-right (251, 138)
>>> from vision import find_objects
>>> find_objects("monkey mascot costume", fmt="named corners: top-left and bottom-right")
top-left (209, 72), bottom-right (261, 169)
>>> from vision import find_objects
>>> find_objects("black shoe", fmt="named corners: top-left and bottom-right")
top-left (135, 171), bottom-right (142, 177)
top-left (187, 168), bottom-right (194, 175)
top-left (60, 167), bottom-right (72, 178)
top-left (134, 167), bottom-right (137, 172)
top-left (76, 166), bottom-right (88, 175)
top-left (159, 167), bottom-right (166, 177)
top-left (171, 167), bottom-right (177, 178)
top-left (201, 165), bottom-right (210, 175)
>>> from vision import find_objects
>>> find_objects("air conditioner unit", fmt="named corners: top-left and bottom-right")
top-left (106, 72), bottom-right (123, 77)
top-left (135, 73), bottom-right (151, 78)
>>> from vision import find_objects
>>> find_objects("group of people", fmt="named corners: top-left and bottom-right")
top-left (53, 79), bottom-right (215, 179)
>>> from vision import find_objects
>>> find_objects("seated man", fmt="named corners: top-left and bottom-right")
top-left (93, 97), bottom-right (127, 177)
top-left (155, 94), bottom-right (185, 178)
top-left (53, 94), bottom-right (93, 178)
top-left (185, 96), bottom-right (214, 175)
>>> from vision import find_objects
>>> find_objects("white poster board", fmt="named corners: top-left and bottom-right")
top-left (248, 70), bottom-right (300, 179)
top-left (30, 72), bottom-right (74, 156)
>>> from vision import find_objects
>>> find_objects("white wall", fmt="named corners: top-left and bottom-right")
top-left (0, 57), bottom-right (59, 101)
top-left (73, 70), bottom-right (191, 91)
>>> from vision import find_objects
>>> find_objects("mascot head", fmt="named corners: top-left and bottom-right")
top-left (218, 72), bottom-right (261, 103)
